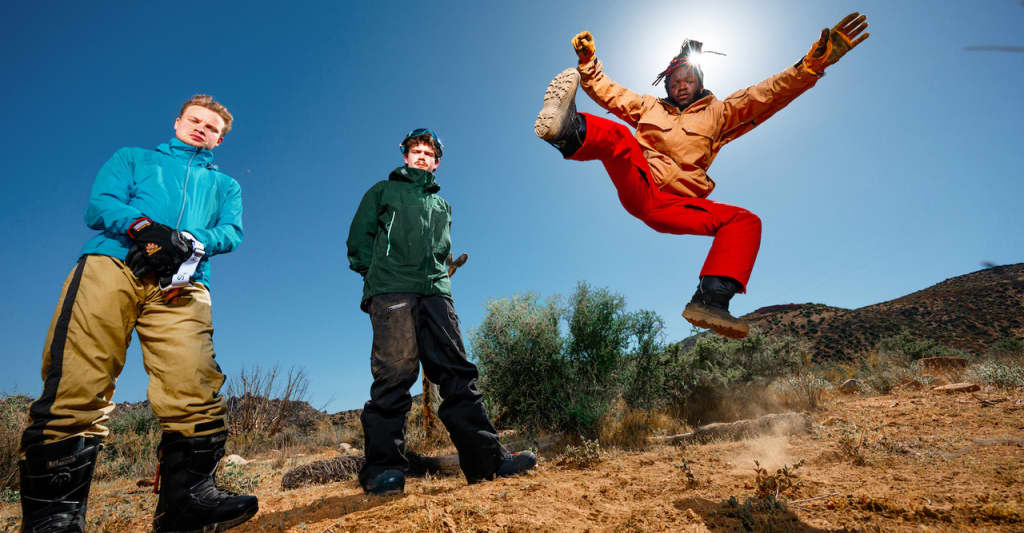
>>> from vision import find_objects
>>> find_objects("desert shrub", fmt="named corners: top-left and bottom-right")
top-left (107, 401), bottom-right (158, 434)
top-left (772, 371), bottom-right (833, 411)
top-left (663, 330), bottom-right (804, 424)
top-left (218, 462), bottom-right (261, 494)
top-left (986, 337), bottom-right (1024, 359)
top-left (598, 402), bottom-right (680, 450)
top-left (877, 331), bottom-right (963, 362)
top-left (619, 310), bottom-right (669, 411)
top-left (472, 291), bottom-right (566, 432)
top-left (0, 395), bottom-right (30, 492)
top-left (967, 359), bottom-right (1024, 389)
top-left (558, 438), bottom-right (601, 468)
top-left (473, 283), bottom-right (666, 437)
top-left (94, 429), bottom-right (159, 481)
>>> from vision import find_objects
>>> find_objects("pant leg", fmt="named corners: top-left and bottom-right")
top-left (136, 282), bottom-right (227, 437)
top-left (21, 255), bottom-right (141, 452)
top-left (359, 293), bottom-right (421, 484)
top-left (415, 296), bottom-right (505, 483)
top-left (642, 195), bottom-right (762, 290)
top-left (570, 113), bottom-right (656, 220)
top-left (570, 112), bottom-right (761, 291)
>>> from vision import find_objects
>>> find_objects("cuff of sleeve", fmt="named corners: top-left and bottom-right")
top-left (577, 58), bottom-right (601, 79)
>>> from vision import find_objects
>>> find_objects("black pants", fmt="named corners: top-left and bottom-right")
top-left (359, 293), bottom-right (506, 485)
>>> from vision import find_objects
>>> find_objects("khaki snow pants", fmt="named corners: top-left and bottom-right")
top-left (20, 254), bottom-right (227, 453)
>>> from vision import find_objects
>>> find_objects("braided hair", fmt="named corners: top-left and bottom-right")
top-left (653, 39), bottom-right (705, 95)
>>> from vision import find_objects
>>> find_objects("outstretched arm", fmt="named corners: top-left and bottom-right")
top-left (716, 12), bottom-right (870, 145)
top-left (572, 31), bottom-right (655, 127)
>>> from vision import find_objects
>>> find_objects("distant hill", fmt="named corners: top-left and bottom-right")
top-left (740, 263), bottom-right (1024, 360)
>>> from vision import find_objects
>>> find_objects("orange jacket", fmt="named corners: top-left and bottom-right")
top-left (578, 58), bottom-right (820, 198)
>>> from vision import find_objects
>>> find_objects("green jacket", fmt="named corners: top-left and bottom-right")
top-left (347, 166), bottom-right (453, 311)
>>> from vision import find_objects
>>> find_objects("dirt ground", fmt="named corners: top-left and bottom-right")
top-left (3, 386), bottom-right (1023, 532)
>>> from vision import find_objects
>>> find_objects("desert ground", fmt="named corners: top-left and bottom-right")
top-left (3, 384), bottom-right (1022, 532)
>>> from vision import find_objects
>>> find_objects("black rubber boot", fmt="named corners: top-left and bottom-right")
top-left (152, 431), bottom-right (258, 533)
top-left (534, 68), bottom-right (587, 158)
top-left (19, 436), bottom-right (101, 533)
top-left (496, 451), bottom-right (537, 477)
top-left (361, 468), bottom-right (405, 495)
top-left (682, 276), bottom-right (750, 339)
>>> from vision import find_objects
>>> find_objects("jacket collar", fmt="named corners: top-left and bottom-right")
top-left (660, 89), bottom-right (714, 114)
top-left (389, 166), bottom-right (440, 193)
top-left (156, 138), bottom-right (217, 168)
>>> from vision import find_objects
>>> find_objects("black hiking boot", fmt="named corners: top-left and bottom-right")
top-left (19, 436), bottom-right (101, 533)
top-left (496, 451), bottom-right (536, 477)
top-left (362, 468), bottom-right (405, 495)
top-left (534, 68), bottom-right (587, 158)
top-left (152, 431), bottom-right (258, 533)
top-left (682, 276), bottom-right (750, 339)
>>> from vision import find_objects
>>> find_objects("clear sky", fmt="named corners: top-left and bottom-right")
top-left (1, 1), bottom-right (1022, 412)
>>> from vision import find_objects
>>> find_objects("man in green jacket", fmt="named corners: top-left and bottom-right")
top-left (347, 129), bottom-right (536, 494)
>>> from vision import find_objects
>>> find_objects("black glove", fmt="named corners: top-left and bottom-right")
top-left (124, 217), bottom-right (193, 278)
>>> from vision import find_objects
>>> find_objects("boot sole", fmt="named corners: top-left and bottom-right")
top-left (534, 68), bottom-right (580, 140)
top-left (683, 303), bottom-right (750, 339)
top-left (153, 505), bottom-right (258, 533)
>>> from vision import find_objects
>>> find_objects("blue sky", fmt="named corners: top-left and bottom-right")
top-left (1, 1), bottom-right (1022, 412)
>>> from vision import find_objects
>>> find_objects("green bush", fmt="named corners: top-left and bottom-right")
top-left (987, 338), bottom-right (1024, 359)
top-left (877, 331), bottom-right (962, 361)
top-left (968, 359), bottom-right (1024, 389)
top-left (662, 331), bottom-right (805, 424)
top-left (472, 282), bottom-right (662, 437)
top-left (107, 402), bottom-right (159, 435)
top-left (0, 395), bottom-right (30, 492)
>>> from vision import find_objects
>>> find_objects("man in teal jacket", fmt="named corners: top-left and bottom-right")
top-left (347, 129), bottom-right (536, 494)
top-left (18, 95), bottom-right (256, 533)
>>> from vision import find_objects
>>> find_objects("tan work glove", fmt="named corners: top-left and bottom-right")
top-left (802, 12), bottom-right (870, 75)
top-left (571, 31), bottom-right (596, 64)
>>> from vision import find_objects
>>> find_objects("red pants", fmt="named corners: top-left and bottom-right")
top-left (571, 113), bottom-right (761, 291)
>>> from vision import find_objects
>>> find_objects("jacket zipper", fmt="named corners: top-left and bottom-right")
top-left (175, 149), bottom-right (199, 230)
top-left (385, 211), bottom-right (396, 256)
top-left (424, 194), bottom-right (433, 294)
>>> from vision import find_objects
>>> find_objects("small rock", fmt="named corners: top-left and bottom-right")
top-left (839, 379), bottom-right (860, 394)
top-left (223, 454), bottom-right (248, 466)
top-left (339, 443), bottom-right (353, 453)
top-left (932, 382), bottom-right (981, 394)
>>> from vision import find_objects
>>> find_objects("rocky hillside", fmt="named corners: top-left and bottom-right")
top-left (742, 263), bottom-right (1024, 360)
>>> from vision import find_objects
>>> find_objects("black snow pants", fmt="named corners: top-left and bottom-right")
top-left (359, 293), bottom-right (506, 485)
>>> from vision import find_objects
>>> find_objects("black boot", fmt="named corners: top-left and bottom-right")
top-left (152, 431), bottom-right (258, 533)
top-left (19, 436), bottom-right (101, 533)
top-left (682, 276), bottom-right (750, 339)
top-left (534, 68), bottom-right (587, 158)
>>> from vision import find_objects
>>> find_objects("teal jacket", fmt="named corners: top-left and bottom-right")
top-left (80, 138), bottom-right (244, 288)
top-left (347, 166), bottom-right (453, 311)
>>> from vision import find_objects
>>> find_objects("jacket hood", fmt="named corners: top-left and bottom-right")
top-left (389, 166), bottom-right (440, 193)
top-left (156, 138), bottom-right (217, 169)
